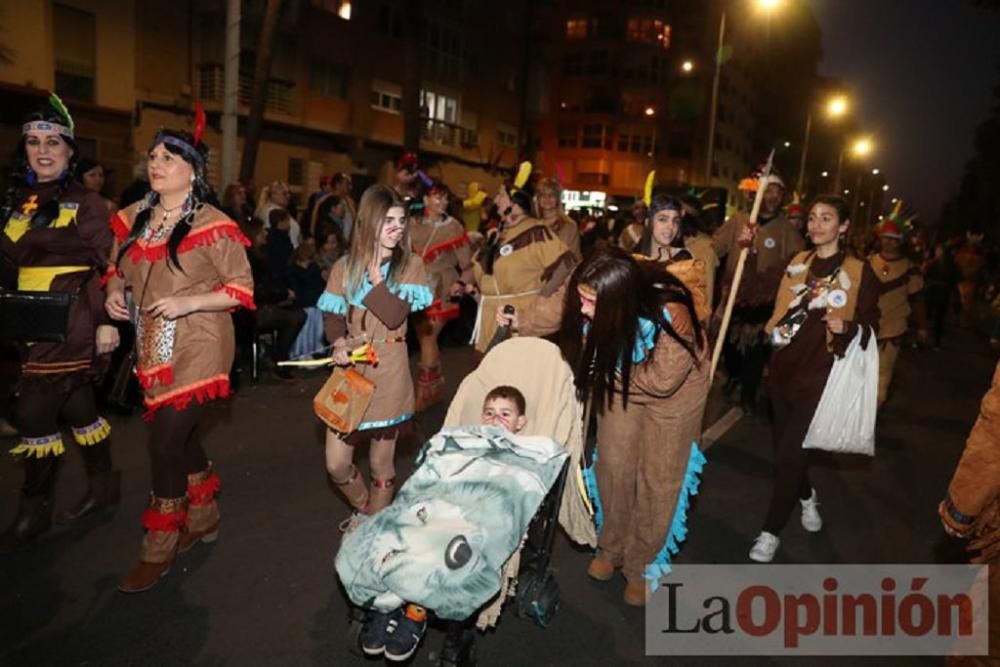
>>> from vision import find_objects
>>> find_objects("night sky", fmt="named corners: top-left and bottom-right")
top-left (803, 0), bottom-right (1000, 222)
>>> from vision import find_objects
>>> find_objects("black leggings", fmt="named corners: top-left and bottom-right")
top-left (762, 394), bottom-right (816, 534)
top-left (15, 382), bottom-right (111, 497)
top-left (147, 404), bottom-right (208, 498)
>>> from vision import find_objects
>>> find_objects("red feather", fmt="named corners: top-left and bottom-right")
top-left (193, 101), bottom-right (206, 146)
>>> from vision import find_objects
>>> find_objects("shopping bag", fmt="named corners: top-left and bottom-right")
top-left (313, 367), bottom-right (375, 434)
top-left (802, 327), bottom-right (878, 455)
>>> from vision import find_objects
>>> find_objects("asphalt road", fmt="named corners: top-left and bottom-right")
top-left (0, 326), bottom-right (994, 667)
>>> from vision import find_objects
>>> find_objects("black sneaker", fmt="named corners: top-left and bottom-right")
top-left (360, 608), bottom-right (400, 656)
top-left (384, 606), bottom-right (428, 662)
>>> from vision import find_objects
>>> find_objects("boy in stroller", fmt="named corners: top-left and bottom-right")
top-left (338, 384), bottom-right (545, 661)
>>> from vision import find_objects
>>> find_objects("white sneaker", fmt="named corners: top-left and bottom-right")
top-left (800, 489), bottom-right (823, 533)
top-left (749, 531), bottom-right (780, 562)
top-left (338, 511), bottom-right (368, 536)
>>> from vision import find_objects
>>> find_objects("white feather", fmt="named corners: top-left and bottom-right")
top-left (838, 270), bottom-right (851, 290)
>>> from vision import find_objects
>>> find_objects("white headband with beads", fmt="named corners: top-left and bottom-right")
top-left (22, 121), bottom-right (74, 139)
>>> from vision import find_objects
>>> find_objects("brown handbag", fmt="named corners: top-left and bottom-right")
top-left (313, 367), bottom-right (375, 434)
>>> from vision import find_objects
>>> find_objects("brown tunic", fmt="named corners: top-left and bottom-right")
top-left (544, 213), bottom-right (581, 260)
top-left (713, 211), bottom-right (806, 308)
top-left (108, 203), bottom-right (254, 418)
top-left (868, 254), bottom-right (925, 340)
top-left (319, 256), bottom-right (431, 434)
top-left (408, 214), bottom-right (472, 321)
top-left (470, 219), bottom-right (574, 353)
top-left (1, 180), bottom-right (113, 393)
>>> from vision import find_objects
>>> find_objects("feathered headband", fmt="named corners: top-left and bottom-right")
top-left (153, 101), bottom-right (207, 166)
top-left (22, 93), bottom-right (75, 139)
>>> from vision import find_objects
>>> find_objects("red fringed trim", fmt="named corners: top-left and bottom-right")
top-left (125, 221), bottom-right (251, 265)
top-left (99, 266), bottom-right (123, 288)
top-left (142, 507), bottom-right (187, 533)
top-left (421, 234), bottom-right (470, 263)
top-left (425, 300), bottom-right (460, 322)
top-left (187, 471), bottom-right (221, 506)
top-left (110, 211), bottom-right (131, 243)
top-left (143, 375), bottom-right (231, 422)
top-left (214, 283), bottom-right (257, 311)
top-left (136, 364), bottom-right (175, 390)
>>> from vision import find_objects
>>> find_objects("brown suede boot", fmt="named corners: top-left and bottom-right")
top-left (118, 495), bottom-right (186, 593)
top-left (58, 470), bottom-right (122, 523)
top-left (586, 557), bottom-right (616, 582)
top-left (623, 579), bottom-right (651, 607)
top-left (332, 466), bottom-right (370, 513)
top-left (414, 365), bottom-right (444, 412)
top-left (368, 476), bottom-right (396, 514)
top-left (178, 466), bottom-right (221, 554)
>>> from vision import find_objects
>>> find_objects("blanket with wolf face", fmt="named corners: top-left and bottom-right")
top-left (335, 425), bottom-right (567, 620)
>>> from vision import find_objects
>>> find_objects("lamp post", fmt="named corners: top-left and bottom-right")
top-left (796, 95), bottom-right (848, 196)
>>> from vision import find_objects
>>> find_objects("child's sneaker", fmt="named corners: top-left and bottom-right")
top-left (384, 604), bottom-right (428, 662)
top-left (360, 608), bottom-right (401, 656)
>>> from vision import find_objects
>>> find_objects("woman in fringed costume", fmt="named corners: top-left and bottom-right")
top-left (502, 248), bottom-right (709, 606)
top-left (535, 177), bottom-right (581, 260)
top-left (105, 117), bottom-right (255, 592)
top-left (318, 185), bottom-right (432, 532)
top-left (408, 180), bottom-right (472, 410)
top-left (0, 96), bottom-right (120, 550)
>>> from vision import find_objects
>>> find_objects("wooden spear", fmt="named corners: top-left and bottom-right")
top-left (709, 149), bottom-right (775, 381)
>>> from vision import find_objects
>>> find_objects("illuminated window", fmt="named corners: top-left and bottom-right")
top-left (371, 85), bottom-right (402, 113)
top-left (566, 18), bottom-right (588, 39)
top-left (626, 18), bottom-right (672, 49)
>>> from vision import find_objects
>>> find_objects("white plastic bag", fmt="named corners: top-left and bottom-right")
top-left (802, 327), bottom-right (879, 455)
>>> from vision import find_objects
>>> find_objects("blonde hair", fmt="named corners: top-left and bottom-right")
top-left (256, 180), bottom-right (288, 215)
top-left (534, 177), bottom-right (562, 217)
top-left (344, 184), bottom-right (412, 297)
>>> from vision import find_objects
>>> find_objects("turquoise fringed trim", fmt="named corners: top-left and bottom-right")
top-left (317, 291), bottom-right (347, 314)
top-left (582, 451), bottom-right (604, 532)
top-left (585, 309), bottom-right (674, 365)
top-left (642, 442), bottom-right (707, 589)
top-left (357, 412), bottom-right (413, 431)
top-left (315, 265), bottom-right (432, 315)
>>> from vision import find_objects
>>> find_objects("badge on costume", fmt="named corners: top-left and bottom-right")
top-left (499, 244), bottom-right (513, 257)
top-left (763, 237), bottom-right (776, 249)
top-left (828, 289), bottom-right (848, 308)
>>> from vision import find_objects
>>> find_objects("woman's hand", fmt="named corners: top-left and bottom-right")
top-left (495, 306), bottom-right (519, 329)
top-left (331, 340), bottom-right (352, 366)
top-left (95, 325), bottom-right (120, 355)
top-left (146, 295), bottom-right (199, 320)
top-left (823, 314), bottom-right (846, 334)
top-left (448, 281), bottom-right (465, 298)
top-left (105, 289), bottom-right (130, 321)
top-left (938, 501), bottom-right (970, 538)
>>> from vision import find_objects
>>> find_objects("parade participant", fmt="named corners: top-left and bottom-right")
top-left (939, 361), bottom-right (999, 664)
top-left (535, 177), bottom-right (581, 259)
top-left (468, 167), bottom-right (575, 356)
top-left (76, 158), bottom-right (117, 214)
top-left (785, 194), bottom-right (806, 236)
top-left (713, 170), bottom-right (805, 414)
top-left (318, 184), bottom-right (432, 532)
top-left (105, 118), bottom-right (255, 592)
top-left (923, 241), bottom-right (956, 350)
top-left (255, 181), bottom-right (301, 248)
top-left (868, 204), bottom-right (928, 407)
top-left (749, 196), bottom-right (880, 563)
top-left (679, 194), bottom-right (720, 316)
top-left (503, 248), bottom-right (709, 606)
top-left (393, 153), bottom-right (422, 199)
top-left (0, 96), bottom-right (121, 548)
top-left (408, 180), bottom-right (473, 410)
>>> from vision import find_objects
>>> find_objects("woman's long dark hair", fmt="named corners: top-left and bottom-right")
top-left (117, 130), bottom-right (212, 271)
top-left (635, 194), bottom-right (686, 258)
top-left (0, 107), bottom-right (80, 229)
top-left (558, 247), bottom-right (704, 413)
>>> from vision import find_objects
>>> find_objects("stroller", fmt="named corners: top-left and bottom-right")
top-left (338, 336), bottom-right (594, 666)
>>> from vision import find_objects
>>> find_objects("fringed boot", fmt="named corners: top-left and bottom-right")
top-left (333, 465), bottom-right (369, 535)
top-left (118, 495), bottom-right (186, 593)
top-left (178, 464), bottom-right (221, 554)
top-left (368, 477), bottom-right (396, 514)
top-left (414, 364), bottom-right (444, 412)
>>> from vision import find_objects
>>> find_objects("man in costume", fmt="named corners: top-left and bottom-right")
top-left (712, 169), bottom-right (805, 414)
top-left (868, 202), bottom-right (928, 407)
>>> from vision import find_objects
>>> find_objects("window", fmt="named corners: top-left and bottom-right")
top-left (371, 85), bottom-right (402, 113)
top-left (566, 17), bottom-right (588, 39)
top-left (581, 124), bottom-right (605, 149)
top-left (625, 18), bottom-right (671, 49)
top-left (420, 90), bottom-right (459, 124)
top-left (588, 50), bottom-right (609, 76)
top-left (496, 128), bottom-right (517, 147)
top-left (288, 158), bottom-right (305, 187)
top-left (378, 3), bottom-right (403, 39)
top-left (54, 4), bottom-right (96, 103)
top-left (557, 124), bottom-right (578, 148)
top-left (309, 61), bottom-right (348, 99)
top-left (617, 134), bottom-right (630, 152)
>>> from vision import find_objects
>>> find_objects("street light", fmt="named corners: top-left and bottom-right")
top-left (834, 135), bottom-right (874, 192)
top-left (872, 168), bottom-right (880, 175)
top-left (882, 184), bottom-right (890, 191)
top-left (783, 141), bottom-right (791, 148)
top-left (852, 137), bottom-right (873, 157)
top-left (821, 171), bottom-right (829, 177)
top-left (681, 60), bottom-right (694, 73)
top-left (644, 106), bottom-right (655, 117)
top-left (796, 93), bottom-right (852, 195)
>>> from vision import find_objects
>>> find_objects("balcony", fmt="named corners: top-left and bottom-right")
top-left (420, 118), bottom-right (478, 149)
top-left (197, 63), bottom-right (296, 116)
